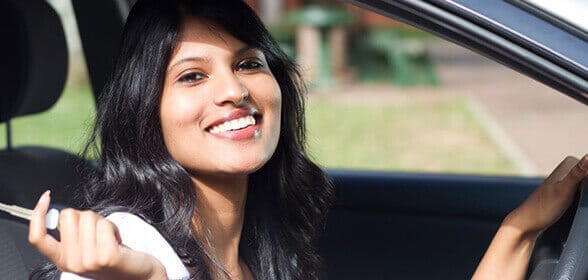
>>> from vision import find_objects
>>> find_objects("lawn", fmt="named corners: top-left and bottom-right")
top-left (0, 86), bottom-right (96, 155)
top-left (305, 95), bottom-right (518, 175)
top-left (0, 85), bottom-right (517, 175)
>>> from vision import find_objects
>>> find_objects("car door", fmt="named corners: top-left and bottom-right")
top-left (318, 0), bottom-right (588, 279)
top-left (320, 171), bottom-right (542, 279)
top-left (67, 0), bottom-right (588, 279)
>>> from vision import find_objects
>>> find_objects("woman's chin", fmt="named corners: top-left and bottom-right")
top-left (222, 161), bottom-right (267, 175)
top-left (187, 161), bottom-right (267, 179)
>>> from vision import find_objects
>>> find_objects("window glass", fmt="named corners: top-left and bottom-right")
top-left (302, 38), bottom-right (588, 177)
top-left (4, 1), bottom-right (587, 178)
top-left (266, 3), bottom-right (588, 177)
top-left (521, 0), bottom-right (588, 34)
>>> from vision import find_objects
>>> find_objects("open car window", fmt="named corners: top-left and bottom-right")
top-left (305, 37), bottom-right (588, 177)
top-left (2, 0), bottom-right (586, 179)
top-left (301, 1), bottom-right (588, 177)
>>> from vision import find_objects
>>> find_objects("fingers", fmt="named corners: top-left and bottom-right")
top-left (558, 154), bottom-right (588, 192)
top-left (544, 156), bottom-right (579, 185)
top-left (28, 192), bottom-right (123, 275)
top-left (59, 208), bottom-right (81, 268)
top-left (96, 219), bottom-right (122, 267)
top-left (28, 191), bottom-right (60, 261)
top-left (539, 155), bottom-right (588, 226)
top-left (79, 211), bottom-right (97, 269)
top-left (505, 154), bottom-right (588, 235)
top-left (57, 210), bottom-right (121, 274)
top-left (541, 155), bottom-right (588, 211)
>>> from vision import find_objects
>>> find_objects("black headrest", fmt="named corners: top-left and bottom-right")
top-left (72, 0), bottom-right (133, 100)
top-left (0, 0), bottom-right (68, 122)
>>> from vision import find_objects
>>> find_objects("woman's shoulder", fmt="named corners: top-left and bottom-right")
top-left (105, 212), bottom-right (155, 234)
top-left (105, 212), bottom-right (190, 279)
top-left (105, 212), bottom-right (161, 250)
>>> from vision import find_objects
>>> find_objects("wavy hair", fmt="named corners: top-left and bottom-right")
top-left (33, 0), bottom-right (334, 279)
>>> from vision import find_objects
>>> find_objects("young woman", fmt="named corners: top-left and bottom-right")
top-left (30, 0), bottom-right (333, 279)
top-left (28, 0), bottom-right (588, 279)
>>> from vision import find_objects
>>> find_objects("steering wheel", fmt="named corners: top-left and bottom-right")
top-left (528, 178), bottom-right (588, 280)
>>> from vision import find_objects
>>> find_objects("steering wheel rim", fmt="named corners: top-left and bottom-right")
top-left (529, 179), bottom-right (588, 280)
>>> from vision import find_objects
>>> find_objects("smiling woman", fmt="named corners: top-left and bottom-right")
top-left (23, 0), bottom-right (588, 280)
top-left (28, 0), bottom-right (333, 279)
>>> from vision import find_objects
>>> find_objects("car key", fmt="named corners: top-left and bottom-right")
top-left (0, 202), bottom-right (62, 232)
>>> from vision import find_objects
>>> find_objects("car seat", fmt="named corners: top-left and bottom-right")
top-left (0, 0), bottom-right (94, 277)
top-left (0, 0), bottom-right (91, 215)
top-left (72, 0), bottom-right (136, 100)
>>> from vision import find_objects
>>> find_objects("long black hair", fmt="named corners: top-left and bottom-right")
top-left (33, 0), bottom-right (334, 279)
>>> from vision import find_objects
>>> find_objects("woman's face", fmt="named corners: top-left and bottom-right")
top-left (160, 18), bottom-right (281, 178)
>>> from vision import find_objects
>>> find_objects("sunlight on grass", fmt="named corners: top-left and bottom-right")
top-left (0, 86), bottom-right (96, 155)
top-left (306, 96), bottom-right (518, 175)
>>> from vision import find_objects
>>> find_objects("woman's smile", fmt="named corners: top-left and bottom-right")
top-left (206, 108), bottom-right (262, 140)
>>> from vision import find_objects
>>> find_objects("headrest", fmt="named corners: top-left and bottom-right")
top-left (72, 0), bottom-right (133, 100)
top-left (0, 0), bottom-right (68, 122)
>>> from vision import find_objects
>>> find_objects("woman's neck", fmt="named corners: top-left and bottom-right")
top-left (191, 174), bottom-right (249, 279)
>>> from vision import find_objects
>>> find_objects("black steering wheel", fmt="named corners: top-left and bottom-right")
top-left (528, 179), bottom-right (588, 280)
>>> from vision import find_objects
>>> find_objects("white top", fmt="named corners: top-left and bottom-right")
top-left (60, 212), bottom-right (190, 280)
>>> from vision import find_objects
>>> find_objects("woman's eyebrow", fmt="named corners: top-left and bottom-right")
top-left (168, 45), bottom-right (260, 71)
top-left (235, 45), bottom-right (259, 57)
top-left (168, 56), bottom-right (211, 71)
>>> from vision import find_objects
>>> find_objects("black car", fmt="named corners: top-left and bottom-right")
top-left (0, 0), bottom-right (587, 279)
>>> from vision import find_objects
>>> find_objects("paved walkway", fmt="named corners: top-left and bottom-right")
top-left (312, 41), bottom-right (588, 175)
top-left (445, 67), bottom-right (588, 175)
top-left (431, 42), bottom-right (588, 175)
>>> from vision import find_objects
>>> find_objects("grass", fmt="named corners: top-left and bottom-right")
top-left (0, 85), bottom-right (96, 155)
top-left (305, 95), bottom-right (518, 175)
top-left (0, 85), bottom-right (518, 175)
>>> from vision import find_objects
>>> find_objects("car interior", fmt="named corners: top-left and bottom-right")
top-left (0, 0), bottom-right (585, 279)
top-left (0, 0), bottom-right (93, 276)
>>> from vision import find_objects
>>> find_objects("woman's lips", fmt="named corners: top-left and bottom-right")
top-left (209, 124), bottom-right (261, 140)
top-left (206, 109), bottom-right (262, 140)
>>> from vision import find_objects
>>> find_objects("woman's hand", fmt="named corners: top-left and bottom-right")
top-left (28, 191), bottom-right (167, 280)
top-left (505, 155), bottom-right (588, 236)
top-left (473, 154), bottom-right (588, 280)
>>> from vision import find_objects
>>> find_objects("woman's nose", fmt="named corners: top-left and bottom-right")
top-left (214, 71), bottom-right (248, 106)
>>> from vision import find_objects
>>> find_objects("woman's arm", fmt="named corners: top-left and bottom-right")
top-left (473, 155), bottom-right (588, 280)
top-left (28, 191), bottom-right (167, 280)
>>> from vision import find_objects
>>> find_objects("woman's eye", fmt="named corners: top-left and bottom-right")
top-left (178, 72), bottom-right (205, 83)
top-left (238, 60), bottom-right (263, 71)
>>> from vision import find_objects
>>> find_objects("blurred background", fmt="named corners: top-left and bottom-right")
top-left (2, 0), bottom-right (587, 177)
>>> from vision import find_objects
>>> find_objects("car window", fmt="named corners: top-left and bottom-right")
top-left (279, 3), bottom-right (588, 177)
top-left (518, 0), bottom-right (588, 35)
top-left (3, 1), bottom-right (586, 178)
top-left (304, 38), bottom-right (588, 177)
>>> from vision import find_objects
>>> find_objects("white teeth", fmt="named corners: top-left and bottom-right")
top-left (209, 115), bottom-right (256, 133)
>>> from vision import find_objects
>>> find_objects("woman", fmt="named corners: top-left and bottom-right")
top-left (28, 0), bottom-right (588, 279)
top-left (30, 0), bottom-right (333, 279)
